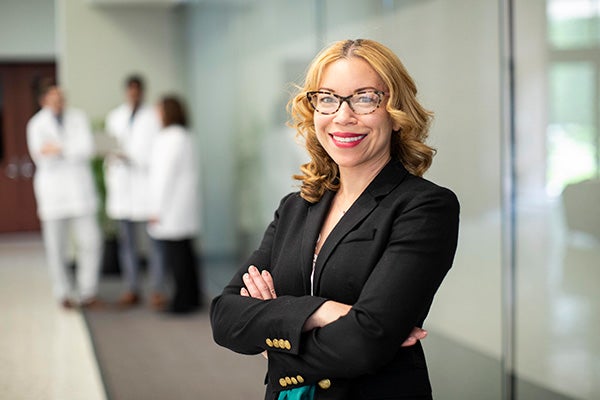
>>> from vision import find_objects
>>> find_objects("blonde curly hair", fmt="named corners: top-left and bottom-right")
top-left (289, 39), bottom-right (435, 203)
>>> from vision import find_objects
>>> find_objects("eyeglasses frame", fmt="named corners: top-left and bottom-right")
top-left (306, 90), bottom-right (387, 115)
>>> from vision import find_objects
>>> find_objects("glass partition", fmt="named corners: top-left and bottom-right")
top-left (182, 0), bottom-right (598, 398)
top-left (513, 1), bottom-right (600, 399)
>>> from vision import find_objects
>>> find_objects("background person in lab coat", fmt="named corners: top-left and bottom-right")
top-left (104, 75), bottom-right (166, 310)
top-left (26, 83), bottom-right (102, 309)
top-left (148, 95), bottom-right (202, 314)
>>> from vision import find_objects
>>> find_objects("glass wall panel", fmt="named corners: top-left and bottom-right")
top-left (514, 0), bottom-right (600, 399)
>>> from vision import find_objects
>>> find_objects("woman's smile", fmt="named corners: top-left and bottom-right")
top-left (330, 132), bottom-right (367, 147)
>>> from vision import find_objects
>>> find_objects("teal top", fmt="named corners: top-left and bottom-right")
top-left (277, 385), bottom-right (315, 400)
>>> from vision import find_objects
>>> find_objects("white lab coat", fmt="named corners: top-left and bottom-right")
top-left (104, 103), bottom-right (160, 221)
top-left (26, 107), bottom-right (98, 220)
top-left (147, 125), bottom-right (200, 240)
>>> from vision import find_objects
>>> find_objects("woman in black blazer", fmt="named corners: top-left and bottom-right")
top-left (210, 39), bottom-right (459, 400)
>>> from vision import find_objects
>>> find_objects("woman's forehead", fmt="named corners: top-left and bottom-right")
top-left (318, 58), bottom-right (386, 93)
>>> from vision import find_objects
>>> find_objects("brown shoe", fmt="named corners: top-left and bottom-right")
top-left (81, 297), bottom-right (106, 311)
top-left (149, 292), bottom-right (168, 311)
top-left (61, 298), bottom-right (76, 310)
top-left (116, 291), bottom-right (141, 309)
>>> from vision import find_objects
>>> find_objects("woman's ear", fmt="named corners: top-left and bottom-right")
top-left (392, 118), bottom-right (402, 133)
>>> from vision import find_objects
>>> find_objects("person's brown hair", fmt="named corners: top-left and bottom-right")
top-left (159, 95), bottom-right (188, 128)
top-left (289, 39), bottom-right (435, 203)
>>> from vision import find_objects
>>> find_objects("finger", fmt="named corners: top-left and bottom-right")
top-left (261, 270), bottom-right (277, 299)
top-left (412, 327), bottom-right (428, 340)
top-left (242, 271), bottom-right (263, 299)
top-left (240, 287), bottom-right (249, 297)
top-left (401, 337), bottom-right (417, 347)
top-left (249, 266), bottom-right (273, 300)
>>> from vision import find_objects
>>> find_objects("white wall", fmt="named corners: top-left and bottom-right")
top-left (56, 0), bottom-right (185, 124)
top-left (0, 0), bottom-right (55, 60)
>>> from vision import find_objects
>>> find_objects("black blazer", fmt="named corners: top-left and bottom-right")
top-left (210, 160), bottom-right (460, 400)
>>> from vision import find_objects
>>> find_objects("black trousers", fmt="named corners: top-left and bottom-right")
top-left (159, 238), bottom-right (201, 313)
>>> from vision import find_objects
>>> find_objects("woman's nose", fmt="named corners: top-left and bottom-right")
top-left (333, 101), bottom-right (357, 124)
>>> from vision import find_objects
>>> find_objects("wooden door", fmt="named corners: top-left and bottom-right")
top-left (0, 62), bottom-right (56, 233)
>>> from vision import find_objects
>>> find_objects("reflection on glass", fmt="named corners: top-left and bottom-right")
top-left (547, 0), bottom-right (600, 49)
top-left (547, 62), bottom-right (596, 195)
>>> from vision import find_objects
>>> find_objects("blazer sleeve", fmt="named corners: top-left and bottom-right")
top-left (266, 186), bottom-right (459, 384)
top-left (210, 193), bottom-right (328, 356)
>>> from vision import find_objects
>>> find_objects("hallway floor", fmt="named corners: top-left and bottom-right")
top-left (0, 232), bottom-right (595, 400)
top-left (0, 233), bottom-right (106, 400)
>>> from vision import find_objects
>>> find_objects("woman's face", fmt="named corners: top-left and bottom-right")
top-left (313, 57), bottom-right (399, 172)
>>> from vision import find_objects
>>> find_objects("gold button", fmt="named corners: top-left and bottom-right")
top-left (265, 338), bottom-right (273, 347)
top-left (278, 339), bottom-right (285, 348)
top-left (318, 379), bottom-right (331, 390)
top-left (284, 340), bottom-right (291, 350)
top-left (273, 339), bottom-right (280, 348)
top-left (285, 376), bottom-right (292, 385)
top-left (279, 378), bottom-right (287, 387)
top-left (296, 375), bottom-right (304, 383)
top-left (291, 377), bottom-right (298, 385)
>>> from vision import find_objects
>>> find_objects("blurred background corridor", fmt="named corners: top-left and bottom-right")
top-left (1, 0), bottom-right (599, 399)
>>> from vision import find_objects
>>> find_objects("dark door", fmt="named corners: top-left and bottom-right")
top-left (0, 62), bottom-right (56, 233)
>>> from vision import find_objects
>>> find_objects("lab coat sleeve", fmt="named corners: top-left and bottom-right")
top-left (127, 110), bottom-right (160, 169)
top-left (61, 110), bottom-right (95, 161)
top-left (26, 116), bottom-right (46, 163)
top-left (148, 134), bottom-right (182, 218)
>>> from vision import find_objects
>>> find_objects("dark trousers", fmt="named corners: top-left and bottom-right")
top-left (158, 238), bottom-right (201, 313)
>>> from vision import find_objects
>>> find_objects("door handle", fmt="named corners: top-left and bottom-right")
top-left (20, 156), bottom-right (34, 179)
top-left (4, 157), bottom-right (18, 180)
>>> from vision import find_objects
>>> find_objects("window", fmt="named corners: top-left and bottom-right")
top-left (547, 0), bottom-right (600, 195)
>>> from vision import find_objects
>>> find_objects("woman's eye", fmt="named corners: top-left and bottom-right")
top-left (356, 94), bottom-right (376, 104)
top-left (318, 95), bottom-right (337, 104)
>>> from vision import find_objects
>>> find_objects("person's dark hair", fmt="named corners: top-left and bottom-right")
top-left (159, 95), bottom-right (188, 128)
top-left (125, 74), bottom-right (145, 91)
top-left (38, 77), bottom-right (57, 99)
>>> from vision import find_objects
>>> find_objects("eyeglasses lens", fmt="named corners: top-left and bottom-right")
top-left (308, 91), bottom-right (382, 115)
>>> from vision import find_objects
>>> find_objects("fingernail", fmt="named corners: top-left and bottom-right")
top-left (243, 273), bottom-right (249, 280)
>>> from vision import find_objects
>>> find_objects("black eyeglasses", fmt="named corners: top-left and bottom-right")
top-left (306, 90), bottom-right (386, 115)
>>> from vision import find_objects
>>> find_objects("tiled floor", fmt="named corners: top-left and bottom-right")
top-left (0, 233), bottom-right (106, 400)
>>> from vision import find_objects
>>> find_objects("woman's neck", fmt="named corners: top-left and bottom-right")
top-left (336, 156), bottom-right (391, 205)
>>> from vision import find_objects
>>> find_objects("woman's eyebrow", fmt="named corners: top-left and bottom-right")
top-left (317, 86), bottom-right (380, 93)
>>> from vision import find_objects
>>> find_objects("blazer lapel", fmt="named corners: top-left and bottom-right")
top-left (312, 160), bottom-right (409, 295)
top-left (300, 190), bottom-right (335, 294)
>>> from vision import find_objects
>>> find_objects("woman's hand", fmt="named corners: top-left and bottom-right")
top-left (40, 142), bottom-right (62, 156)
top-left (239, 265), bottom-right (275, 360)
top-left (401, 327), bottom-right (428, 347)
top-left (240, 265), bottom-right (276, 300)
top-left (302, 300), bottom-right (351, 332)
